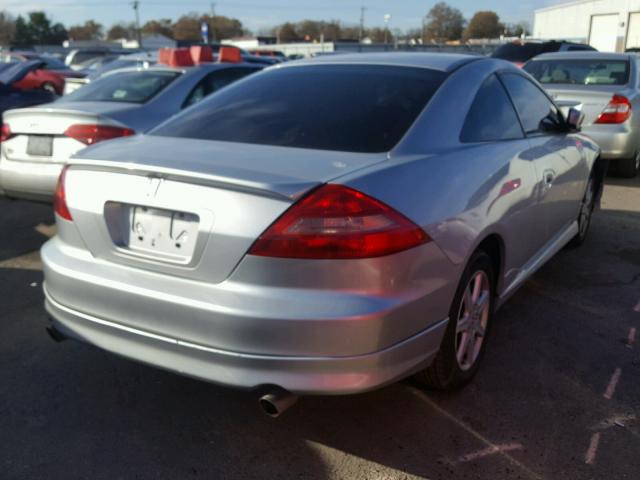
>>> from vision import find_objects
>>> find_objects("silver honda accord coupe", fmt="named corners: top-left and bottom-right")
top-left (42, 53), bottom-right (601, 411)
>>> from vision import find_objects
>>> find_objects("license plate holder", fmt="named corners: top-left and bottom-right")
top-left (104, 202), bottom-right (200, 263)
top-left (26, 135), bottom-right (53, 157)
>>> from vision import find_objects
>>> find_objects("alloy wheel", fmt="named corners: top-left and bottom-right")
top-left (455, 270), bottom-right (491, 371)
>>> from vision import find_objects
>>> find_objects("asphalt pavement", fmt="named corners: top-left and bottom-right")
top-left (0, 175), bottom-right (639, 480)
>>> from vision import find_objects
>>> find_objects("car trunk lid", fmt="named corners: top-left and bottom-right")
top-left (2, 105), bottom-right (136, 163)
top-left (545, 85), bottom-right (632, 125)
top-left (63, 134), bottom-right (387, 283)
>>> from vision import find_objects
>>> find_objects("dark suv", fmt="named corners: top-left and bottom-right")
top-left (492, 41), bottom-right (596, 66)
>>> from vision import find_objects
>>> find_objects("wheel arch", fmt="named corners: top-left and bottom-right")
top-left (474, 233), bottom-right (506, 294)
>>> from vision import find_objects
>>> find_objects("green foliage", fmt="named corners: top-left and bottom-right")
top-left (464, 11), bottom-right (504, 40)
top-left (424, 2), bottom-right (465, 42)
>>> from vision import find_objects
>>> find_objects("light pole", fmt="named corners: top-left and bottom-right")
top-left (131, 0), bottom-right (142, 48)
top-left (383, 14), bottom-right (391, 44)
top-left (359, 6), bottom-right (366, 43)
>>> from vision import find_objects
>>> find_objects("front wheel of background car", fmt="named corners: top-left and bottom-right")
top-left (568, 175), bottom-right (596, 248)
top-left (616, 153), bottom-right (640, 178)
top-left (414, 250), bottom-right (495, 391)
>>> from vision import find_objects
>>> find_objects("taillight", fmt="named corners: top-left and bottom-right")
top-left (64, 124), bottom-right (135, 145)
top-left (248, 184), bottom-right (430, 259)
top-left (53, 166), bottom-right (72, 221)
top-left (0, 123), bottom-right (13, 142)
top-left (595, 95), bottom-right (631, 124)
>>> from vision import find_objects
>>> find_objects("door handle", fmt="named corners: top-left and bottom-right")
top-left (544, 170), bottom-right (554, 188)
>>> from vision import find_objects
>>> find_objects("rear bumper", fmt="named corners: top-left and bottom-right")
top-left (0, 156), bottom-right (62, 202)
top-left (582, 124), bottom-right (637, 160)
top-left (45, 286), bottom-right (448, 395)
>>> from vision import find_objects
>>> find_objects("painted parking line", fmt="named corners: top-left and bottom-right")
top-left (603, 368), bottom-right (622, 400)
top-left (0, 250), bottom-right (43, 271)
top-left (627, 327), bottom-right (637, 349)
top-left (407, 387), bottom-right (542, 480)
top-left (585, 432), bottom-right (601, 465)
top-left (35, 223), bottom-right (56, 238)
top-left (456, 443), bottom-right (524, 464)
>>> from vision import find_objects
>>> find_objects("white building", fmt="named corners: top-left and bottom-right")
top-left (534, 0), bottom-right (640, 52)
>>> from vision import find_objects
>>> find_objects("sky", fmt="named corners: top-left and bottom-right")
top-left (1, 0), bottom-right (569, 33)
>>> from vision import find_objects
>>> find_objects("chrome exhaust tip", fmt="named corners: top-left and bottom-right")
top-left (258, 387), bottom-right (298, 418)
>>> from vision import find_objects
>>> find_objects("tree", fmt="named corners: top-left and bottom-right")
top-left (464, 11), bottom-right (504, 40)
top-left (273, 22), bottom-right (298, 43)
top-left (172, 13), bottom-right (243, 41)
top-left (142, 19), bottom-right (173, 38)
top-left (13, 15), bottom-right (33, 46)
top-left (424, 2), bottom-right (465, 42)
top-left (210, 15), bottom-right (243, 40)
top-left (172, 14), bottom-right (201, 41)
top-left (367, 27), bottom-right (394, 43)
top-left (0, 12), bottom-right (16, 46)
top-left (107, 22), bottom-right (137, 40)
top-left (340, 25), bottom-right (360, 41)
top-left (505, 21), bottom-right (530, 37)
top-left (23, 12), bottom-right (67, 44)
top-left (68, 20), bottom-right (103, 41)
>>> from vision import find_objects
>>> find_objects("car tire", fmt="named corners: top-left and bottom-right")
top-left (414, 250), bottom-right (495, 391)
top-left (567, 174), bottom-right (596, 248)
top-left (616, 154), bottom-right (640, 178)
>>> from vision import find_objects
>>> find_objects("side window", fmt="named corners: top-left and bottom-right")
top-left (461, 74), bottom-right (524, 143)
top-left (183, 67), bottom-right (258, 109)
top-left (500, 73), bottom-right (563, 135)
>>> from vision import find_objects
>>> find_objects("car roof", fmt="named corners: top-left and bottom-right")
top-left (283, 52), bottom-right (482, 73)
top-left (530, 51), bottom-right (635, 61)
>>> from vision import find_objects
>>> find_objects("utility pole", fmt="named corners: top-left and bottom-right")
top-left (422, 15), bottom-right (427, 44)
top-left (210, 2), bottom-right (217, 43)
top-left (358, 6), bottom-right (366, 43)
top-left (131, 1), bottom-right (142, 48)
top-left (383, 14), bottom-right (391, 44)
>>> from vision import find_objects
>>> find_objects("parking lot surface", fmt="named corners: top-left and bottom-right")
top-left (1, 176), bottom-right (639, 480)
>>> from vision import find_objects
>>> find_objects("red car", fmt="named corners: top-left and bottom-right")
top-left (4, 53), bottom-right (85, 95)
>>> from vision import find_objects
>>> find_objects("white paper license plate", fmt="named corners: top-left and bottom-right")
top-left (126, 206), bottom-right (199, 260)
top-left (26, 135), bottom-right (53, 156)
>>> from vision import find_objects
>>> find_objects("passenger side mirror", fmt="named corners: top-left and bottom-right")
top-left (566, 107), bottom-right (584, 131)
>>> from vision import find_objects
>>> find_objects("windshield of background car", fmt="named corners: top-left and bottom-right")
top-left (492, 43), bottom-right (542, 62)
top-left (61, 70), bottom-right (180, 103)
top-left (151, 65), bottom-right (446, 153)
top-left (524, 59), bottom-right (630, 85)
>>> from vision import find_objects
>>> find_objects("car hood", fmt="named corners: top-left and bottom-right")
top-left (0, 60), bottom-right (46, 86)
top-left (70, 134), bottom-right (388, 199)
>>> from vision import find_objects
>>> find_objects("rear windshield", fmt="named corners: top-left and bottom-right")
top-left (492, 43), bottom-right (543, 62)
top-left (151, 65), bottom-right (446, 153)
top-left (524, 59), bottom-right (630, 85)
top-left (61, 70), bottom-right (180, 103)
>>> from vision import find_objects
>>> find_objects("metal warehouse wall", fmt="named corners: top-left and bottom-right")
top-left (534, 0), bottom-right (640, 51)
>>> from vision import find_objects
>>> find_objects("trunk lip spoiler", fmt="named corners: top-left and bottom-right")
top-left (64, 160), bottom-right (318, 201)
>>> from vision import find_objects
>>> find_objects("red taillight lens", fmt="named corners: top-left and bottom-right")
top-left (64, 124), bottom-right (135, 145)
top-left (595, 95), bottom-right (631, 124)
top-left (0, 123), bottom-right (13, 142)
top-left (248, 184), bottom-right (430, 259)
top-left (53, 166), bottom-right (72, 221)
